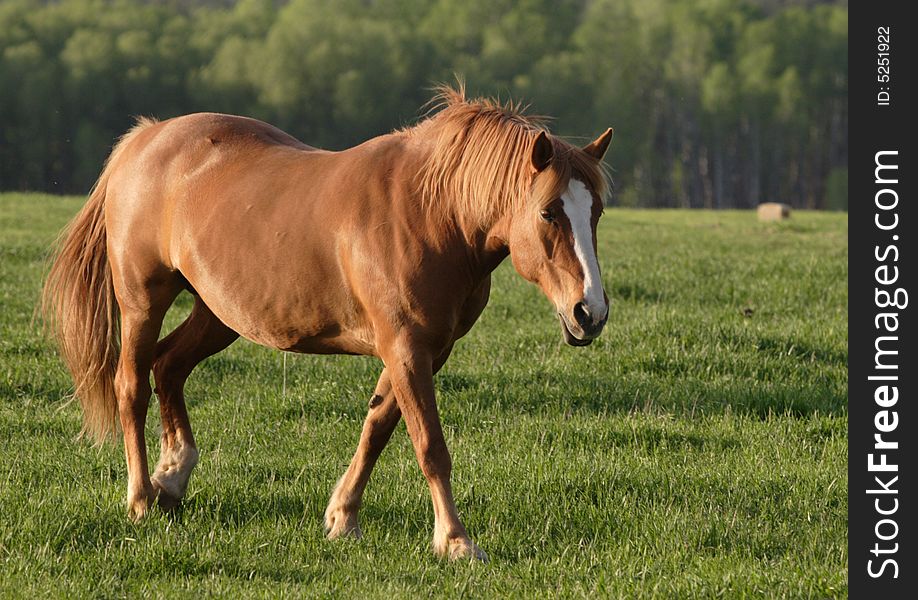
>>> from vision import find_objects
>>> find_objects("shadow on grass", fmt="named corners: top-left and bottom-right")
top-left (180, 490), bottom-right (310, 528)
top-left (752, 334), bottom-right (848, 366)
top-left (542, 426), bottom-right (743, 452)
top-left (0, 378), bottom-right (73, 406)
top-left (443, 372), bottom-right (845, 419)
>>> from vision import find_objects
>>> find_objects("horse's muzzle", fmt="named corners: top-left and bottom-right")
top-left (558, 312), bottom-right (606, 347)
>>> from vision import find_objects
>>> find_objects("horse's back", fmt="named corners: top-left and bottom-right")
top-left (140, 112), bottom-right (317, 152)
top-left (165, 112), bottom-right (317, 152)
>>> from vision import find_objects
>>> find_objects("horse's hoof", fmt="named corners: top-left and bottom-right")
top-left (126, 487), bottom-right (155, 522)
top-left (151, 480), bottom-right (182, 511)
top-left (437, 537), bottom-right (488, 562)
top-left (128, 502), bottom-right (148, 522)
top-left (324, 507), bottom-right (362, 540)
top-left (450, 540), bottom-right (488, 562)
top-left (150, 445), bottom-right (197, 511)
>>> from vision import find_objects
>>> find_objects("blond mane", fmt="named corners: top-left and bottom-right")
top-left (405, 84), bottom-right (610, 229)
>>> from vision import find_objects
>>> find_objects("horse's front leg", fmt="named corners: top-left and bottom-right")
top-left (325, 344), bottom-right (456, 540)
top-left (325, 370), bottom-right (400, 539)
top-left (383, 342), bottom-right (486, 561)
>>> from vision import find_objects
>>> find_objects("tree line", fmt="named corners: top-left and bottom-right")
top-left (0, 0), bottom-right (847, 208)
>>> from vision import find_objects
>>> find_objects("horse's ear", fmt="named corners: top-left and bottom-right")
top-left (531, 131), bottom-right (554, 173)
top-left (583, 128), bottom-right (614, 160)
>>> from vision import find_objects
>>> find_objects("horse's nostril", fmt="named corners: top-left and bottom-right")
top-left (573, 301), bottom-right (590, 328)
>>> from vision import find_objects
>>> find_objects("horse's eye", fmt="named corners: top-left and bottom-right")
top-left (539, 208), bottom-right (554, 223)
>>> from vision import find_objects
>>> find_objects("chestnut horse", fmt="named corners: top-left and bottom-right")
top-left (42, 86), bottom-right (612, 560)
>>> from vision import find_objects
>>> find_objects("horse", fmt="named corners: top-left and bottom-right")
top-left (41, 85), bottom-right (612, 561)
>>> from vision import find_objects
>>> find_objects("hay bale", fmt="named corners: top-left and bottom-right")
top-left (757, 202), bottom-right (790, 221)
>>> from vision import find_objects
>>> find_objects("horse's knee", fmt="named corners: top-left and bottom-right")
top-left (114, 368), bottom-right (151, 407)
top-left (364, 397), bottom-right (399, 446)
top-left (418, 438), bottom-right (452, 480)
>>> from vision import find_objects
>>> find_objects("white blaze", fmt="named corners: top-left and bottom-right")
top-left (561, 179), bottom-right (606, 322)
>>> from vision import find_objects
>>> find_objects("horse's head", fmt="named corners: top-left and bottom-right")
top-left (507, 129), bottom-right (613, 347)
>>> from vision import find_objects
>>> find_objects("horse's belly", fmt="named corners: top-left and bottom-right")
top-left (285, 331), bottom-right (376, 356)
top-left (177, 243), bottom-right (376, 357)
top-left (193, 286), bottom-right (376, 356)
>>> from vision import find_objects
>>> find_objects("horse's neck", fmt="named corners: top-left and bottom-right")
top-left (464, 225), bottom-right (511, 279)
top-left (402, 135), bottom-right (513, 281)
top-left (442, 210), bottom-right (513, 287)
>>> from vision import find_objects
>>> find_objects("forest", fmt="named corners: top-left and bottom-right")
top-left (0, 0), bottom-right (848, 208)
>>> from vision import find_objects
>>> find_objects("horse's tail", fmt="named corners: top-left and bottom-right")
top-left (41, 116), bottom-right (158, 443)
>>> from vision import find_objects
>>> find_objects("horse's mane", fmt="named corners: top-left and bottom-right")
top-left (405, 83), bottom-right (610, 229)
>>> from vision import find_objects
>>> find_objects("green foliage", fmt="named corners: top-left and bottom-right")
top-left (0, 0), bottom-right (847, 209)
top-left (825, 167), bottom-right (847, 211)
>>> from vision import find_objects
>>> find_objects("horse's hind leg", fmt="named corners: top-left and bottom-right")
top-left (115, 289), bottom-right (178, 521)
top-left (151, 298), bottom-right (238, 508)
top-left (325, 370), bottom-right (400, 539)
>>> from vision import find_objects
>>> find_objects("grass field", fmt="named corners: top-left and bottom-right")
top-left (0, 193), bottom-right (847, 598)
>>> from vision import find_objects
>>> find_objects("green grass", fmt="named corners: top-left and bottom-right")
top-left (0, 192), bottom-right (847, 598)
